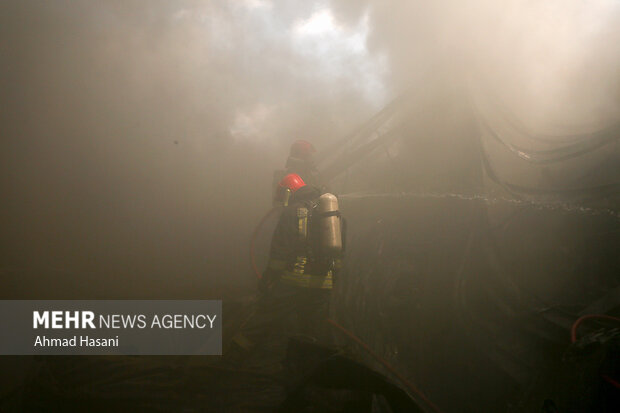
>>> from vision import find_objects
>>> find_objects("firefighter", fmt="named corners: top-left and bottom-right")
top-left (272, 140), bottom-right (318, 204)
top-left (259, 173), bottom-right (344, 344)
top-left (227, 173), bottom-right (344, 370)
top-left (265, 173), bottom-right (342, 283)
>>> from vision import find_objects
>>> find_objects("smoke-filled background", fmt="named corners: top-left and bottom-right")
top-left (1, 0), bottom-right (619, 299)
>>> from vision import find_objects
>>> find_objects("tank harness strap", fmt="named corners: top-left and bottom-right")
top-left (317, 210), bottom-right (341, 218)
top-left (297, 207), bottom-right (308, 240)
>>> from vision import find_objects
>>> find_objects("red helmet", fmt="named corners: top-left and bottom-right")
top-left (278, 173), bottom-right (306, 194)
top-left (290, 140), bottom-right (316, 160)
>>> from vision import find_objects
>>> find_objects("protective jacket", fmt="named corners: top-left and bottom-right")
top-left (265, 185), bottom-right (342, 289)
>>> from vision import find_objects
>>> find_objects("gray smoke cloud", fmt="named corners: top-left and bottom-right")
top-left (1, 1), bottom-right (618, 298)
top-left (334, 0), bottom-right (619, 126)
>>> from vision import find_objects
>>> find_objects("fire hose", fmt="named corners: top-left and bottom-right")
top-left (571, 314), bottom-right (620, 390)
top-left (250, 207), bottom-right (280, 280)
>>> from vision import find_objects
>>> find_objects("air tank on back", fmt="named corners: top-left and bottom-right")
top-left (318, 193), bottom-right (342, 255)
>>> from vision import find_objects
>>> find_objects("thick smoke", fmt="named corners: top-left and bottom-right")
top-left (1, 1), bottom-right (618, 298)
top-left (327, 0), bottom-right (620, 199)
top-left (334, 0), bottom-right (619, 126)
top-left (0, 1), bottom-right (383, 298)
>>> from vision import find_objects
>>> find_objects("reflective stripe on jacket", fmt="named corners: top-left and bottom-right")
top-left (267, 258), bottom-right (333, 289)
